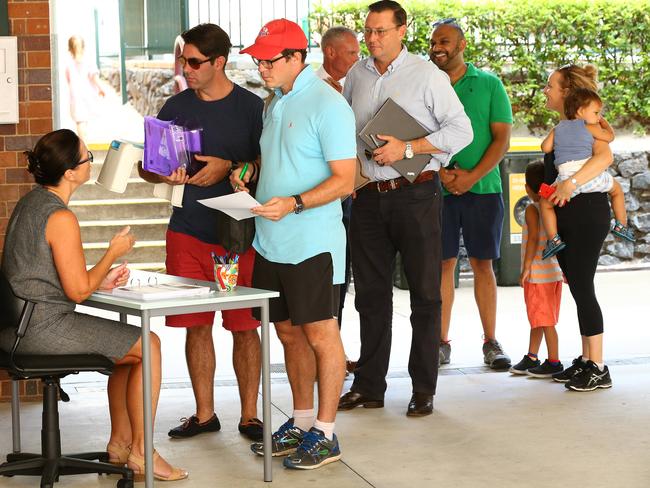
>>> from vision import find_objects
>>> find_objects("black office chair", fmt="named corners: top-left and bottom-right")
top-left (0, 269), bottom-right (133, 488)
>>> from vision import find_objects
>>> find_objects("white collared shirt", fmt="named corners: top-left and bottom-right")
top-left (315, 64), bottom-right (346, 88)
top-left (343, 46), bottom-right (473, 180)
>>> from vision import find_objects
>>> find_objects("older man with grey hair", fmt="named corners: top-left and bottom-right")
top-left (316, 26), bottom-right (360, 93)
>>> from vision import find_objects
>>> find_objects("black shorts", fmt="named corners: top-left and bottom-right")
top-left (442, 192), bottom-right (504, 260)
top-left (252, 252), bottom-right (340, 326)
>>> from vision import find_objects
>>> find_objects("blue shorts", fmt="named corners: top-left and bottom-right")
top-left (442, 192), bottom-right (504, 261)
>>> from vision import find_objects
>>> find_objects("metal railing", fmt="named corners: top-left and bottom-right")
top-left (187, 0), bottom-right (314, 49)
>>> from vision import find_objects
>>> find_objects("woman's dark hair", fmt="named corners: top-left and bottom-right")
top-left (181, 23), bottom-right (232, 64)
top-left (368, 0), bottom-right (407, 26)
top-left (525, 161), bottom-right (545, 194)
top-left (25, 129), bottom-right (82, 186)
top-left (564, 87), bottom-right (602, 120)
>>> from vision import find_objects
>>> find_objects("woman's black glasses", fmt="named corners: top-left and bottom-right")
top-left (76, 150), bottom-right (93, 166)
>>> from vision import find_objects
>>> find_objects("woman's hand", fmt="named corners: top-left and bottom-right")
top-left (99, 262), bottom-right (130, 290)
top-left (109, 226), bottom-right (135, 259)
top-left (549, 179), bottom-right (576, 207)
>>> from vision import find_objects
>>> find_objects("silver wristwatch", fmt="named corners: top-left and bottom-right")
top-left (404, 142), bottom-right (414, 159)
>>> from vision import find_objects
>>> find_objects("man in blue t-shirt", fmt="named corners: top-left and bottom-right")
top-left (233, 19), bottom-right (356, 470)
top-left (138, 24), bottom-right (265, 442)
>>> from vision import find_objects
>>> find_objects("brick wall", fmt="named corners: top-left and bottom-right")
top-left (0, 0), bottom-right (52, 402)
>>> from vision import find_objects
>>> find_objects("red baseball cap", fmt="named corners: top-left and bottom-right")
top-left (241, 19), bottom-right (308, 60)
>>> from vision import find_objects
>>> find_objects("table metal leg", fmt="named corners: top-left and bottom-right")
top-left (11, 380), bottom-right (20, 453)
top-left (141, 310), bottom-right (154, 487)
top-left (261, 299), bottom-right (272, 482)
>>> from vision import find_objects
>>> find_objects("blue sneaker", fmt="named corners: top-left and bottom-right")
top-left (542, 234), bottom-right (566, 260)
top-left (283, 427), bottom-right (342, 470)
top-left (250, 418), bottom-right (305, 457)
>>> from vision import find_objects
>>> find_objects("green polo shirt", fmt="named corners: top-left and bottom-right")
top-left (448, 62), bottom-right (512, 195)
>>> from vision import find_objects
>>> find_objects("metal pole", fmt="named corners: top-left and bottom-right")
top-left (118, 0), bottom-right (128, 104)
top-left (261, 300), bottom-right (272, 482)
top-left (11, 380), bottom-right (21, 453)
top-left (141, 310), bottom-right (154, 487)
top-left (228, 0), bottom-right (232, 41)
top-left (307, 0), bottom-right (311, 51)
top-left (94, 8), bottom-right (101, 70)
top-left (180, 0), bottom-right (190, 31)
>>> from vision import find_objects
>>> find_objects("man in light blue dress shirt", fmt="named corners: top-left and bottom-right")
top-left (234, 18), bottom-right (357, 470)
top-left (337, 0), bottom-right (472, 417)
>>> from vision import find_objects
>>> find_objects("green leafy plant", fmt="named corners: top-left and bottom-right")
top-left (310, 0), bottom-right (650, 132)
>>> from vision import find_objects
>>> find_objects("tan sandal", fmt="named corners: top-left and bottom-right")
top-left (106, 443), bottom-right (131, 466)
top-left (127, 450), bottom-right (188, 482)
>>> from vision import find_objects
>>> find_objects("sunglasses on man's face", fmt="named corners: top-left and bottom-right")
top-left (178, 56), bottom-right (215, 70)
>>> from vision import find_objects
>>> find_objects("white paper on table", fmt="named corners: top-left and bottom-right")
top-left (198, 192), bottom-right (261, 220)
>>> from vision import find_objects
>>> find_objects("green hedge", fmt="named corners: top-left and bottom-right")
top-left (310, 0), bottom-right (650, 132)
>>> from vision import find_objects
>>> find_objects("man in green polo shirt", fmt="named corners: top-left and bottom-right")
top-left (429, 20), bottom-right (513, 369)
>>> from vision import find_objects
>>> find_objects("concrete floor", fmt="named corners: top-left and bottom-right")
top-left (1, 270), bottom-right (650, 487)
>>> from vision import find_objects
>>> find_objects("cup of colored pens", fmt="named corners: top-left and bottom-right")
top-left (212, 251), bottom-right (239, 292)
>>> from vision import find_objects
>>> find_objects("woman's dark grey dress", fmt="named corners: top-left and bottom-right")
top-left (0, 186), bottom-right (140, 359)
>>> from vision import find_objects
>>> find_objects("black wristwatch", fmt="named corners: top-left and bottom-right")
top-left (292, 194), bottom-right (304, 214)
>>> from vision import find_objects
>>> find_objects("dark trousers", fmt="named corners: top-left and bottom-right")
top-left (350, 178), bottom-right (442, 398)
top-left (555, 192), bottom-right (610, 337)
top-left (338, 197), bottom-right (352, 328)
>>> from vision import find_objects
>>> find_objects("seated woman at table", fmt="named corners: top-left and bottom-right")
top-left (0, 129), bottom-right (187, 481)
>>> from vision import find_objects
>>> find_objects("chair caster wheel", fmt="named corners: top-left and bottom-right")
top-left (117, 478), bottom-right (134, 488)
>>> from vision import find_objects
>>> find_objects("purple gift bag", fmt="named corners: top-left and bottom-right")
top-left (143, 116), bottom-right (203, 176)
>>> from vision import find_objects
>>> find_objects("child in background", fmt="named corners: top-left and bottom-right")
top-left (65, 35), bottom-right (105, 141)
top-left (540, 87), bottom-right (633, 259)
top-left (511, 161), bottom-right (564, 377)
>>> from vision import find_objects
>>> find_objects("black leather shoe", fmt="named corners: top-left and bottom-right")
top-left (168, 414), bottom-right (221, 438)
top-left (338, 391), bottom-right (384, 410)
top-left (406, 393), bottom-right (433, 417)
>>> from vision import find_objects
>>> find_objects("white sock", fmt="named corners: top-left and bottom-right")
top-left (313, 419), bottom-right (335, 440)
top-left (596, 362), bottom-right (605, 371)
top-left (292, 409), bottom-right (315, 432)
top-left (581, 356), bottom-right (589, 363)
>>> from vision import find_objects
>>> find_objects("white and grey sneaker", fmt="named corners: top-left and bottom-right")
top-left (565, 361), bottom-right (612, 391)
top-left (482, 339), bottom-right (511, 370)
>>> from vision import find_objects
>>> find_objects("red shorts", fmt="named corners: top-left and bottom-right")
top-left (523, 280), bottom-right (562, 328)
top-left (165, 229), bottom-right (259, 331)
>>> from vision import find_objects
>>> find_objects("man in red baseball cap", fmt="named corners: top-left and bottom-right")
top-left (240, 18), bottom-right (308, 59)
top-left (234, 18), bottom-right (357, 471)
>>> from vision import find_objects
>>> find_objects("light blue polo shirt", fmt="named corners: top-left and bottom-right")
top-left (253, 66), bottom-right (357, 284)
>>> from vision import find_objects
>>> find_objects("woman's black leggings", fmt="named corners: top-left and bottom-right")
top-left (555, 192), bottom-right (610, 336)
